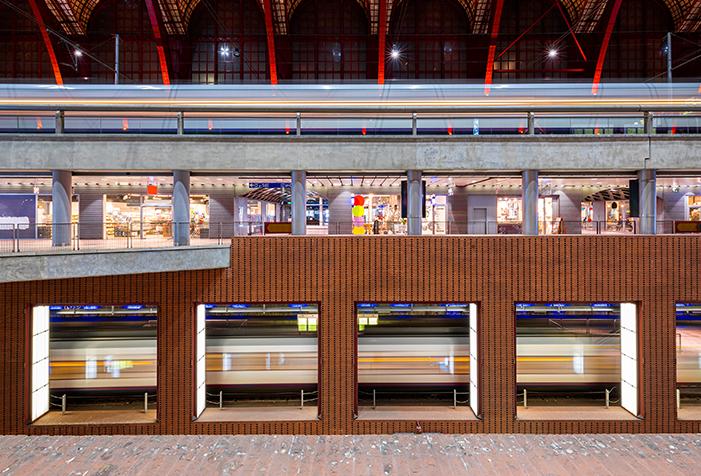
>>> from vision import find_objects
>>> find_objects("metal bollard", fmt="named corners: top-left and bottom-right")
top-left (300, 389), bottom-right (304, 409)
top-left (605, 389), bottom-right (610, 409)
top-left (453, 389), bottom-right (457, 409)
top-left (61, 394), bottom-right (66, 415)
top-left (219, 390), bottom-right (223, 410)
top-left (523, 389), bottom-right (528, 409)
top-left (411, 113), bottom-right (418, 135)
top-left (144, 392), bottom-right (148, 413)
top-left (373, 389), bottom-right (376, 409)
top-left (677, 388), bottom-right (681, 410)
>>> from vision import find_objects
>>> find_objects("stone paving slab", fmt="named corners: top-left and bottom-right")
top-left (0, 434), bottom-right (700, 476)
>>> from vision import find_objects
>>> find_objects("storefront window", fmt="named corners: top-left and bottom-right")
top-left (358, 194), bottom-right (403, 235)
top-left (105, 194), bottom-right (209, 239)
top-left (605, 200), bottom-right (633, 233)
top-left (688, 196), bottom-right (701, 221)
top-left (423, 194), bottom-right (447, 235)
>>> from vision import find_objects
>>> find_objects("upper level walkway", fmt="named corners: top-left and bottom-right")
top-left (1, 83), bottom-right (701, 173)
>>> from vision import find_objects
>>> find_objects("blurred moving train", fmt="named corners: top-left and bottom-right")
top-left (47, 303), bottom-right (701, 396)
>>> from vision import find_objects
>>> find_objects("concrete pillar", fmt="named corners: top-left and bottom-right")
top-left (51, 170), bottom-right (72, 246)
top-left (291, 170), bottom-right (307, 235)
top-left (639, 169), bottom-right (657, 235)
top-left (407, 170), bottom-right (423, 236)
top-left (173, 170), bottom-right (190, 246)
top-left (522, 170), bottom-right (539, 236)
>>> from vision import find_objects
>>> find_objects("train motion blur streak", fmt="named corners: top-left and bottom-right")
top-left (0, 83), bottom-right (698, 111)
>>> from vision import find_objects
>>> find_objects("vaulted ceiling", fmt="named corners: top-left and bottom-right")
top-left (38, 0), bottom-right (701, 36)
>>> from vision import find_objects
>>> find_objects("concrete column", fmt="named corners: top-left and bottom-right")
top-left (522, 170), bottom-right (539, 236)
top-left (291, 170), bottom-right (307, 235)
top-left (407, 170), bottom-right (423, 236)
top-left (173, 170), bottom-right (190, 246)
top-left (51, 170), bottom-right (72, 246)
top-left (639, 169), bottom-right (657, 235)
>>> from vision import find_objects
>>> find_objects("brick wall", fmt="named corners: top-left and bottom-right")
top-left (1, 236), bottom-right (700, 435)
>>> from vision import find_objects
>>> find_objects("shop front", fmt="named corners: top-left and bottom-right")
top-left (496, 196), bottom-right (560, 235)
top-left (105, 194), bottom-right (209, 240)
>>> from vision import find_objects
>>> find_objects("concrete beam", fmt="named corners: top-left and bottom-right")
top-left (1, 135), bottom-right (700, 172)
top-left (0, 245), bottom-right (230, 283)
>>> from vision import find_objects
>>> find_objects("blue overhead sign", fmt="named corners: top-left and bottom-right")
top-left (248, 183), bottom-right (290, 189)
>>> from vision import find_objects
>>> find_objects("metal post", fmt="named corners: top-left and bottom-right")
top-left (144, 392), bottom-right (148, 413)
top-left (13, 224), bottom-right (18, 253)
top-left (411, 112), bottom-right (418, 135)
top-left (373, 389), bottom-right (376, 409)
top-left (114, 33), bottom-right (120, 85)
top-left (677, 388), bottom-right (681, 410)
top-left (296, 112), bottom-right (302, 136)
top-left (61, 394), bottom-right (66, 415)
top-left (523, 389), bottom-right (528, 409)
top-left (605, 389), bottom-right (610, 408)
top-left (666, 32), bottom-right (672, 84)
top-left (74, 222), bottom-right (80, 251)
top-left (453, 389), bottom-right (457, 409)
top-left (177, 112), bottom-right (184, 135)
top-left (219, 390), bottom-right (223, 410)
top-left (55, 110), bottom-right (64, 135)
top-left (527, 112), bottom-right (535, 135)
top-left (128, 222), bottom-right (133, 248)
top-left (300, 389), bottom-right (304, 409)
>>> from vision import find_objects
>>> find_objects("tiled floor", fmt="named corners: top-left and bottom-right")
top-left (1, 434), bottom-right (700, 475)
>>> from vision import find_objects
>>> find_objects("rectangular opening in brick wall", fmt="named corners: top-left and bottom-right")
top-left (195, 303), bottom-right (319, 422)
top-left (676, 303), bottom-right (701, 420)
top-left (356, 303), bottom-right (478, 421)
top-left (516, 302), bottom-right (639, 421)
top-left (31, 304), bottom-right (158, 426)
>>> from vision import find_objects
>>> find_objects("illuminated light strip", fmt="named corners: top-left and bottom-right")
top-left (517, 357), bottom-right (573, 362)
top-left (483, 0), bottom-right (504, 96)
top-left (0, 98), bottom-right (697, 108)
top-left (377, 0), bottom-right (387, 85)
top-left (27, 0), bottom-right (63, 86)
top-left (263, 0), bottom-right (278, 85)
top-left (591, 0), bottom-right (624, 96)
top-left (358, 357), bottom-right (470, 363)
top-left (144, 0), bottom-right (171, 85)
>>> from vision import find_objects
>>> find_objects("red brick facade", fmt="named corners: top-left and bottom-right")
top-left (1, 236), bottom-right (700, 435)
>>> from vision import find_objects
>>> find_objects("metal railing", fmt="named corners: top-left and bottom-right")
top-left (0, 219), bottom-right (696, 254)
top-left (518, 387), bottom-right (619, 409)
top-left (1, 103), bottom-right (701, 137)
top-left (361, 388), bottom-right (470, 409)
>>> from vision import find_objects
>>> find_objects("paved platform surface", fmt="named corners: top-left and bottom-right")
top-left (1, 434), bottom-right (700, 475)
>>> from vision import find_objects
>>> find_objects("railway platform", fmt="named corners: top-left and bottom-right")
top-left (0, 434), bottom-right (699, 475)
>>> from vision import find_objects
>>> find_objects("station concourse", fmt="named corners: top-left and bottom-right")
top-left (1, 0), bottom-right (701, 474)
